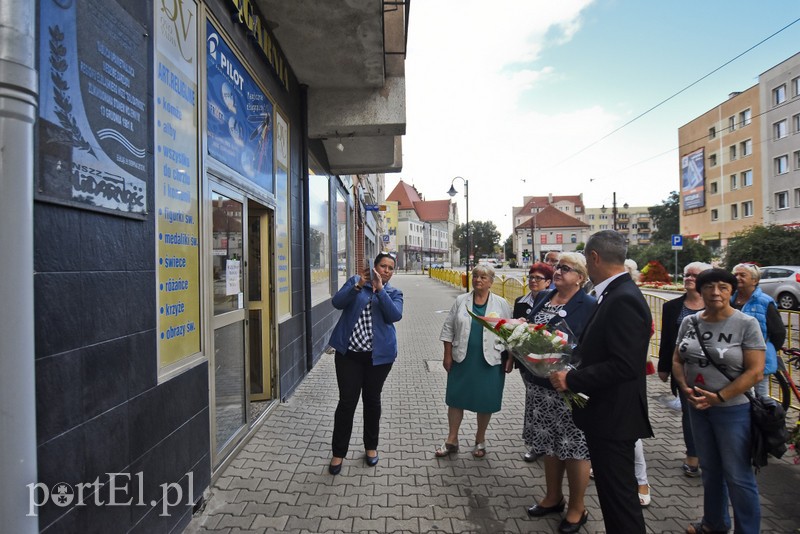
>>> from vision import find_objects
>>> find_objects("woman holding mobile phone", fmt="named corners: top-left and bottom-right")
top-left (326, 252), bottom-right (403, 475)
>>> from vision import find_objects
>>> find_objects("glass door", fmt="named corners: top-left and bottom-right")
top-left (247, 203), bottom-right (274, 404)
top-left (210, 184), bottom-right (248, 459)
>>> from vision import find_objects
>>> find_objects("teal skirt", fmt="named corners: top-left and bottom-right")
top-left (445, 302), bottom-right (505, 413)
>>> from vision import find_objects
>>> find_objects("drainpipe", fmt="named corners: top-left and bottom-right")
top-left (0, 2), bottom-right (39, 532)
top-left (300, 84), bottom-right (314, 373)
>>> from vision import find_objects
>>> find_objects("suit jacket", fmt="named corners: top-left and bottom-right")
top-left (567, 273), bottom-right (653, 441)
top-left (657, 295), bottom-right (688, 396)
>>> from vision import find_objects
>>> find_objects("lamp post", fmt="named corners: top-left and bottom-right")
top-left (601, 192), bottom-right (629, 231)
top-left (447, 176), bottom-right (469, 292)
top-left (529, 210), bottom-right (537, 263)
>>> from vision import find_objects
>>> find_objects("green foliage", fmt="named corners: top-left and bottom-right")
top-left (575, 242), bottom-right (585, 251)
top-left (628, 239), bottom-right (712, 276)
top-left (453, 220), bottom-right (501, 260)
top-left (723, 225), bottom-right (800, 269)
top-left (649, 191), bottom-right (679, 243)
top-left (503, 235), bottom-right (514, 260)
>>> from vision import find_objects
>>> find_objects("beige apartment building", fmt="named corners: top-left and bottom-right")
top-left (678, 86), bottom-right (764, 248)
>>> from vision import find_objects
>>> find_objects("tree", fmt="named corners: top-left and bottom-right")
top-left (453, 220), bottom-right (501, 261)
top-left (650, 191), bottom-right (679, 243)
top-left (503, 235), bottom-right (514, 261)
top-left (724, 225), bottom-right (800, 269)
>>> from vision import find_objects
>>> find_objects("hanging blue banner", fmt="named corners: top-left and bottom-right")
top-left (206, 21), bottom-right (274, 194)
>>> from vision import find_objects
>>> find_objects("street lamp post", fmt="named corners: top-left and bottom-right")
top-left (447, 176), bottom-right (469, 292)
top-left (530, 210), bottom-right (537, 263)
top-left (601, 192), bottom-right (629, 231)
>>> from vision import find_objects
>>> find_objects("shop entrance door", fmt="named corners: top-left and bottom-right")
top-left (210, 183), bottom-right (248, 461)
top-left (247, 203), bottom-right (275, 405)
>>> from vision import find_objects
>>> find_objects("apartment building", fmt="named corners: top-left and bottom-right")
top-left (585, 205), bottom-right (655, 246)
top-left (759, 52), bottom-right (800, 228)
top-left (678, 85), bottom-right (763, 248)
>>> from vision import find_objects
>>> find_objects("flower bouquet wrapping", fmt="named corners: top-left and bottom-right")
top-left (468, 310), bottom-right (589, 409)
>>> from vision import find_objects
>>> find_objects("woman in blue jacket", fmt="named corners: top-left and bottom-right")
top-left (327, 252), bottom-right (403, 475)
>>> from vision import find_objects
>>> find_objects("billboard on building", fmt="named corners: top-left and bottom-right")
top-left (681, 147), bottom-right (705, 210)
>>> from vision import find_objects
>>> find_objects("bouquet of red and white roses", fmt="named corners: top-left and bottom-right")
top-left (468, 311), bottom-right (588, 409)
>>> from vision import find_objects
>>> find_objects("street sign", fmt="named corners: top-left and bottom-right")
top-left (382, 234), bottom-right (390, 243)
top-left (365, 204), bottom-right (380, 211)
top-left (671, 234), bottom-right (683, 250)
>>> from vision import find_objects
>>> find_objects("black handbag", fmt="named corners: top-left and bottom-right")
top-left (690, 317), bottom-right (787, 472)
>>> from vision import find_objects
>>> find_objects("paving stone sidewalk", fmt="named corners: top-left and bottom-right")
top-left (186, 273), bottom-right (800, 534)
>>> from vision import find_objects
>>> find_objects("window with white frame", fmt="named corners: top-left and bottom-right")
top-left (774, 84), bottom-right (786, 106)
top-left (740, 108), bottom-right (751, 126)
top-left (793, 76), bottom-right (800, 97)
top-left (795, 188), bottom-right (800, 207)
top-left (742, 169), bottom-right (753, 187)
top-left (795, 113), bottom-right (800, 133)
top-left (711, 209), bottom-right (719, 221)
top-left (729, 145), bottom-right (737, 161)
top-left (740, 139), bottom-right (752, 156)
top-left (710, 181), bottom-right (719, 194)
top-left (742, 201), bottom-right (753, 218)
top-left (730, 174), bottom-right (738, 190)
top-left (774, 119), bottom-right (788, 139)
top-left (776, 191), bottom-right (789, 210)
top-left (731, 204), bottom-right (738, 219)
top-left (795, 150), bottom-right (800, 170)
top-left (728, 116), bottom-right (736, 132)
top-left (775, 155), bottom-right (789, 175)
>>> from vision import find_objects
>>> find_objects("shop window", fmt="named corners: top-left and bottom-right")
top-left (309, 172), bottom-right (331, 303)
top-left (336, 189), bottom-right (349, 289)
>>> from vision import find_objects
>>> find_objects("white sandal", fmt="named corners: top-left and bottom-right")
top-left (638, 485), bottom-right (651, 507)
top-left (472, 442), bottom-right (486, 458)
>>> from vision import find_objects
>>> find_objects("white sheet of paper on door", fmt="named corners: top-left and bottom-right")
top-left (226, 259), bottom-right (240, 295)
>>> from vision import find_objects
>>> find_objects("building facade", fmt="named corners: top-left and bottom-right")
top-left (1, 1), bottom-right (407, 532)
top-left (759, 52), bottom-right (800, 229)
top-left (585, 205), bottom-right (655, 246)
top-left (511, 194), bottom-right (588, 264)
top-left (678, 85), bottom-right (763, 248)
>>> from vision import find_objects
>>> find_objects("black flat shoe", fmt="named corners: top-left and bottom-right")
top-left (328, 461), bottom-right (343, 475)
top-left (558, 510), bottom-right (588, 534)
top-left (523, 449), bottom-right (542, 462)
top-left (365, 453), bottom-right (379, 467)
top-left (526, 499), bottom-right (565, 517)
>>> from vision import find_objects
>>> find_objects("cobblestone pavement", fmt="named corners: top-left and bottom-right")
top-left (186, 274), bottom-right (800, 534)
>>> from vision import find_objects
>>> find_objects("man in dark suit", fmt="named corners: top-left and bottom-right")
top-left (550, 230), bottom-right (653, 534)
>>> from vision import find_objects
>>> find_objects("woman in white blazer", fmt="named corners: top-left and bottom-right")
top-left (435, 264), bottom-right (512, 459)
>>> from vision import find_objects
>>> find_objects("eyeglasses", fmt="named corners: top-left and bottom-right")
top-left (529, 276), bottom-right (548, 282)
top-left (684, 273), bottom-right (698, 278)
top-left (376, 252), bottom-right (396, 259)
top-left (554, 264), bottom-right (574, 273)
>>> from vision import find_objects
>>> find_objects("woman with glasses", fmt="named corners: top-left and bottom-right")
top-left (513, 262), bottom-right (555, 462)
top-left (436, 264), bottom-right (513, 459)
top-left (658, 261), bottom-right (711, 477)
top-left (731, 263), bottom-right (785, 398)
top-left (672, 269), bottom-right (765, 534)
top-left (523, 252), bottom-right (596, 533)
top-left (326, 252), bottom-right (403, 475)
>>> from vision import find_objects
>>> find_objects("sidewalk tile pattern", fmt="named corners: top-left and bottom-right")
top-left (186, 274), bottom-right (800, 534)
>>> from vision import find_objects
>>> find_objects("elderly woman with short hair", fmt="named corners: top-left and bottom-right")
top-left (523, 252), bottom-right (597, 531)
top-left (731, 263), bottom-right (786, 398)
top-left (436, 264), bottom-right (513, 459)
top-left (673, 268), bottom-right (765, 534)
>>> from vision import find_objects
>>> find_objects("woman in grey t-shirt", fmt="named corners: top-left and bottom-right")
top-left (672, 269), bottom-right (765, 534)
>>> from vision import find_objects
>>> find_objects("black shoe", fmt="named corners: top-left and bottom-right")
top-left (558, 510), bottom-right (588, 534)
top-left (328, 460), bottom-right (343, 475)
top-left (365, 453), bottom-right (379, 467)
top-left (523, 449), bottom-right (541, 462)
top-left (526, 499), bottom-right (565, 517)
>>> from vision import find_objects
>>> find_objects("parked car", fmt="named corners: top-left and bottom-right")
top-left (758, 265), bottom-right (800, 310)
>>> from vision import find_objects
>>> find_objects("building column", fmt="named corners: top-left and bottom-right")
top-left (0, 2), bottom-right (39, 531)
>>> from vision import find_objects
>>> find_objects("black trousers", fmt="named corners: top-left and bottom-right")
top-left (332, 350), bottom-right (393, 457)
top-left (584, 433), bottom-right (646, 534)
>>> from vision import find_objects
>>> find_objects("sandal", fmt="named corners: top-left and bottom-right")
top-left (686, 521), bottom-right (728, 534)
top-left (472, 442), bottom-right (486, 458)
top-left (638, 485), bottom-right (651, 507)
top-left (434, 442), bottom-right (459, 457)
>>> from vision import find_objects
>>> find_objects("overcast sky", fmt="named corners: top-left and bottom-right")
top-left (387, 0), bottom-right (800, 239)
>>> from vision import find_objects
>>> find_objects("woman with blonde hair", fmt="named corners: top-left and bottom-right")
top-left (523, 252), bottom-right (596, 533)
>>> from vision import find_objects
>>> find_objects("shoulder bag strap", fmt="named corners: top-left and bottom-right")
top-left (690, 316), bottom-right (755, 401)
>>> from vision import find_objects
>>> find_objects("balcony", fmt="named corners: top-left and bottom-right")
top-left (637, 237), bottom-right (651, 245)
top-left (638, 226), bottom-right (650, 233)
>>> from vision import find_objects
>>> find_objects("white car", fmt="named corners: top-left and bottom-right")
top-left (758, 265), bottom-right (800, 310)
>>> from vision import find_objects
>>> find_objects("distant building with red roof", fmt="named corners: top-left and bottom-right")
top-left (386, 180), bottom-right (457, 269)
top-left (511, 194), bottom-right (590, 264)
